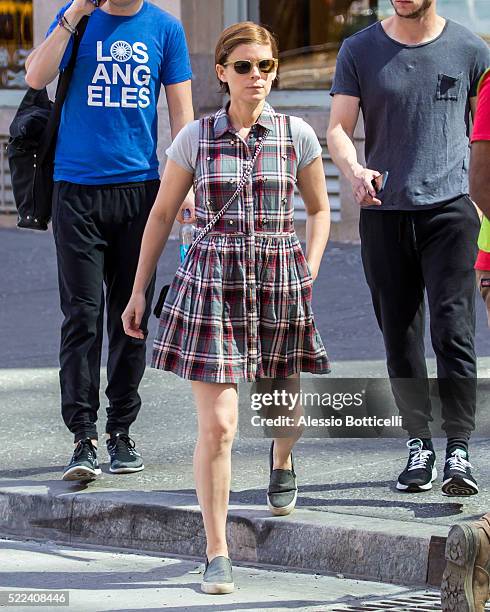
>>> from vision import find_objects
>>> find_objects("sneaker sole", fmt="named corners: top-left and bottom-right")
top-left (442, 476), bottom-right (479, 497)
top-left (62, 466), bottom-right (102, 482)
top-left (201, 581), bottom-right (235, 595)
top-left (267, 487), bottom-right (298, 516)
top-left (109, 465), bottom-right (145, 474)
top-left (396, 466), bottom-right (437, 492)
top-left (440, 523), bottom-right (478, 612)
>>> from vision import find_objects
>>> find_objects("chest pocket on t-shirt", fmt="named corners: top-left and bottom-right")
top-left (436, 73), bottom-right (463, 101)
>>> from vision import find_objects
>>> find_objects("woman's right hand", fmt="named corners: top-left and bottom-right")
top-left (122, 292), bottom-right (147, 339)
top-left (175, 194), bottom-right (196, 224)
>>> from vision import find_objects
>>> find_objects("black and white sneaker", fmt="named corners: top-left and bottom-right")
top-left (63, 438), bottom-right (101, 482)
top-left (267, 442), bottom-right (298, 516)
top-left (396, 438), bottom-right (437, 492)
top-left (106, 434), bottom-right (144, 474)
top-left (442, 449), bottom-right (479, 496)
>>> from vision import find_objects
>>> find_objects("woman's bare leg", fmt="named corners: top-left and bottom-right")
top-left (191, 381), bottom-right (238, 561)
top-left (272, 373), bottom-right (302, 469)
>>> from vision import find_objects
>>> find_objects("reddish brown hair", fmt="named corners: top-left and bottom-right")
top-left (215, 21), bottom-right (278, 94)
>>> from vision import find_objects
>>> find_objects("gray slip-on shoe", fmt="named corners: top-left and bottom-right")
top-left (201, 556), bottom-right (234, 594)
top-left (267, 442), bottom-right (298, 516)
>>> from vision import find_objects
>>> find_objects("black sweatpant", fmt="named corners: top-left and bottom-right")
top-left (52, 180), bottom-right (160, 443)
top-left (359, 195), bottom-right (480, 440)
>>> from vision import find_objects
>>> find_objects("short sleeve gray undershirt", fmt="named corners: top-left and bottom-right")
top-left (330, 19), bottom-right (490, 210)
top-left (166, 115), bottom-right (322, 174)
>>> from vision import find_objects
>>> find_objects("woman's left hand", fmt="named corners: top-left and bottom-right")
top-left (307, 261), bottom-right (317, 282)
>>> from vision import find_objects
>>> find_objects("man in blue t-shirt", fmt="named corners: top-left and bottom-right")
top-left (25, 0), bottom-right (193, 481)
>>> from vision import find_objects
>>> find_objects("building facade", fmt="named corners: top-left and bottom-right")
top-left (0, 0), bottom-right (488, 240)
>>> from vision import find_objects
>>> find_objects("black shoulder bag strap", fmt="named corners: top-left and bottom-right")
top-left (37, 15), bottom-right (89, 165)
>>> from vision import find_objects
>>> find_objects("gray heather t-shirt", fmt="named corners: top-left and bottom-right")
top-left (166, 116), bottom-right (322, 173)
top-left (330, 20), bottom-right (490, 210)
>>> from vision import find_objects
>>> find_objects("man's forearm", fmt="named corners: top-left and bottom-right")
top-left (169, 108), bottom-right (194, 140)
top-left (25, 4), bottom-right (85, 89)
top-left (327, 125), bottom-right (362, 181)
top-left (169, 104), bottom-right (195, 208)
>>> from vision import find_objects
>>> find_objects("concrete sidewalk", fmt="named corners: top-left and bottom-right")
top-left (1, 227), bottom-right (490, 592)
top-left (0, 537), bottom-right (442, 612)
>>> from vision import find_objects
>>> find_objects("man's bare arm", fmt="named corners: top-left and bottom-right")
top-left (164, 80), bottom-right (195, 223)
top-left (25, 1), bottom-right (97, 89)
top-left (326, 94), bottom-right (381, 206)
top-left (165, 80), bottom-right (194, 140)
top-left (470, 141), bottom-right (490, 219)
top-left (327, 95), bottom-right (361, 178)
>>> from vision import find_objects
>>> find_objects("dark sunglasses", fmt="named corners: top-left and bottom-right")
top-left (222, 58), bottom-right (278, 75)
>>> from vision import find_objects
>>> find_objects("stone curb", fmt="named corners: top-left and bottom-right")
top-left (0, 488), bottom-right (448, 587)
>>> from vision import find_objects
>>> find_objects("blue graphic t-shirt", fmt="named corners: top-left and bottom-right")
top-left (47, 1), bottom-right (192, 184)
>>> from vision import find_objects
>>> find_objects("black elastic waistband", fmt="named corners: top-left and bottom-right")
top-left (55, 179), bottom-right (160, 191)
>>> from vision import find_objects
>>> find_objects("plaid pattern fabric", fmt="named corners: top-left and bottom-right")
top-left (152, 102), bottom-right (330, 382)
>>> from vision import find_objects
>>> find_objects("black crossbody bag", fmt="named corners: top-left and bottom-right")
top-left (7, 16), bottom-right (89, 231)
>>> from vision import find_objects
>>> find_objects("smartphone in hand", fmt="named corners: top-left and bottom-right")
top-left (371, 171), bottom-right (389, 194)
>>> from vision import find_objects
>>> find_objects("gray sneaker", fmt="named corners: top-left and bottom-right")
top-left (267, 442), bottom-right (298, 516)
top-left (63, 438), bottom-right (101, 482)
top-left (106, 434), bottom-right (144, 474)
top-left (201, 556), bottom-right (234, 594)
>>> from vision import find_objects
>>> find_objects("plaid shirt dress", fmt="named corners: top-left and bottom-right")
top-left (152, 102), bottom-right (330, 383)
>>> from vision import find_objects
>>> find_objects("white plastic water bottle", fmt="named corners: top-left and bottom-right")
top-left (179, 209), bottom-right (195, 263)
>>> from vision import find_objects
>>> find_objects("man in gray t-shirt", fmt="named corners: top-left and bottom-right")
top-left (327, 0), bottom-right (490, 497)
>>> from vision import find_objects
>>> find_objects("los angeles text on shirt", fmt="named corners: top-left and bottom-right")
top-left (88, 40), bottom-right (151, 109)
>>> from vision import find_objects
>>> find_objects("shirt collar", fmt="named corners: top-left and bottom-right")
top-left (213, 101), bottom-right (275, 138)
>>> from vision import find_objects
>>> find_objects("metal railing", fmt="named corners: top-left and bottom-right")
top-left (0, 138), bottom-right (343, 221)
top-left (294, 143), bottom-right (342, 222)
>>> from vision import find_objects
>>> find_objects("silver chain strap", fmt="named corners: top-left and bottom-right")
top-left (183, 127), bottom-right (271, 262)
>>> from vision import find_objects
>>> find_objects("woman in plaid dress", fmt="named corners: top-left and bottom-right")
top-left (123, 22), bottom-right (330, 594)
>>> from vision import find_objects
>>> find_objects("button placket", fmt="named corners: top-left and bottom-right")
top-left (244, 167), bottom-right (258, 380)
top-left (188, 117), bottom-right (304, 382)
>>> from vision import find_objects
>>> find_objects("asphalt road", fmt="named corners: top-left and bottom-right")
top-left (1, 226), bottom-right (489, 369)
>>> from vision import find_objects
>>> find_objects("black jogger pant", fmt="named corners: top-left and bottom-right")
top-left (52, 180), bottom-right (159, 443)
top-left (359, 195), bottom-right (480, 440)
